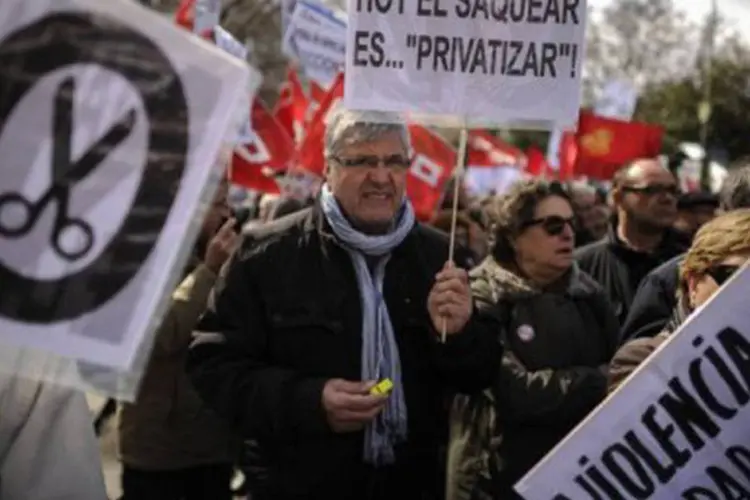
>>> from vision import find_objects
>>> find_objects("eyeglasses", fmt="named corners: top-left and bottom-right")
top-left (705, 264), bottom-right (741, 286)
top-left (622, 184), bottom-right (680, 197)
top-left (522, 215), bottom-right (576, 236)
top-left (329, 154), bottom-right (410, 170)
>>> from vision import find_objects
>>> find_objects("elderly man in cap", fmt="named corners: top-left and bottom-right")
top-left (187, 107), bottom-right (500, 500)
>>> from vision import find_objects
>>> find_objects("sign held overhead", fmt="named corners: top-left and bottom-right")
top-left (344, 0), bottom-right (587, 128)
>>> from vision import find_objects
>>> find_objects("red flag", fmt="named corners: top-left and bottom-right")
top-left (296, 74), bottom-right (344, 177)
top-left (174, 0), bottom-right (194, 29)
top-left (408, 126), bottom-right (457, 222)
top-left (467, 130), bottom-right (525, 167)
top-left (557, 132), bottom-right (578, 181)
top-left (575, 111), bottom-right (664, 180)
top-left (273, 66), bottom-right (309, 144)
top-left (310, 81), bottom-right (327, 105)
top-left (526, 147), bottom-right (549, 177)
top-left (230, 100), bottom-right (294, 193)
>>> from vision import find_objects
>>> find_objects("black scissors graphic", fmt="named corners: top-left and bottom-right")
top-left (0, 76), bottom-right (136, 262)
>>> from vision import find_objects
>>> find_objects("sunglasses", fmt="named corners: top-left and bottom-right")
top-left (329, 154), bottom-right (410, 169)
top-left (522, 215), bottom-right (576, 236)
top-left (705, 264), bottom-right (741, 286)
top-left (622, 184), bottom-right (681, 197)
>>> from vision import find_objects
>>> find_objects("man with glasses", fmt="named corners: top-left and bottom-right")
top-left (575, 159), bottom-right (688, 325)
top-left (620, 163), bottom-right (750, 342)
top-left (187, 107), bottom-right (500, 500)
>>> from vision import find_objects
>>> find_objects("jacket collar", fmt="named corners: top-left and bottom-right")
top-left (606, 221), bottom-right (687, 259)
top-left (470, 256), bottom-right (599, 303)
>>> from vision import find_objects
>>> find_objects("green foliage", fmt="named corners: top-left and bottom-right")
top-left (585, 0), bottom-right (750, 162)
top-left (584, 0), bottom-right (696, 102)
top-left (635, 50), bottom-right (750, 161)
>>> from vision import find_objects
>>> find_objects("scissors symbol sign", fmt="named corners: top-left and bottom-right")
top-left (0, 76), bottom-right (136, 262)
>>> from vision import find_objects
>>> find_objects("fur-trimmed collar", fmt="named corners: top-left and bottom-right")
top-left (469, 256), bottom-right (601, 303)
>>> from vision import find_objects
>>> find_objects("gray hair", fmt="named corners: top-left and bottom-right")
top-left (719, 161), bottom-right (750, 211)
top-left (323, 105), bottom-right (412, 160)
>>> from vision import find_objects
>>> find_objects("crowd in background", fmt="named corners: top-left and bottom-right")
top-left (6, 108), bottom-right (750, 500)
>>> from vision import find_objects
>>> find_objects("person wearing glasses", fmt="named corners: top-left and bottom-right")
top-left (575, 159), bottom-right (688, 325)
top-left (447, 180), bottom-right (620, 500)
top-left (187, 106), bottom-right (501, 500)
top-left (620, 163), bottom-right (750, 343)
top-left (608, 208), bottom-right (750, 393)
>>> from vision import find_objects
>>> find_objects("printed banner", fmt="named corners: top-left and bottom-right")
top-left (283, 0), bottom-right (346, 88)
top-left (344, 0), bottom-right (587, 128)
top-left (516, 266), bottom-right (750, 499)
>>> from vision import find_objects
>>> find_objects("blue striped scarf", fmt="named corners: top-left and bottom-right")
top-left (320, 184), bottom-right (414, 465)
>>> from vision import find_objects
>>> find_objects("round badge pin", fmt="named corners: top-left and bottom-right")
top-left (517, 324), bottom-right (536, 342)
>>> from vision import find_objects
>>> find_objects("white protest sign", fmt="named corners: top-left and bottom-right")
top-left (0, 0), bottom-right (257, 370)
top-left (282, 0), bottom-right (299, 36)
top-left (466, 165), bottom-right (524, 196)
top-left (215, 25), bottom-right (247, 60)
top-left (193, 0), bottom-right (222, 35)
top-left (595, 79), bottom-right (637, 121)
top-left (213, 25), bottom-right (256, 145)
top-left (284, 1), bottom-right (347, 88)
top-left (344, 0), bottom-right (587, 128)
top-left (516, 265), bottom-right (750, 499)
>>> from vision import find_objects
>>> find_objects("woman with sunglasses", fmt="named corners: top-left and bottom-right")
top-left (447, 180), bottom-right (620, 500)
top-left (609, 209), bottom-right (750, 393)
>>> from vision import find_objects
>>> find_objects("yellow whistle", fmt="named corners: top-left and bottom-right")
top-left (370, 378), bottom-right (394, 396)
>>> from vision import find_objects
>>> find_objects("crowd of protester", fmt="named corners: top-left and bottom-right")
top-left (5, 107), bottom-right (750, 500)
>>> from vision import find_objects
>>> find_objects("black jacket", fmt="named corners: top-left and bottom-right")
top-left (574, 224), bottom-right (687, 325)
top-left (619, 254), bottom-right (684, 343)
top-left (187, 205), bottom-right (501, 500)
top-left (449, 258), bottom-right (619, 499)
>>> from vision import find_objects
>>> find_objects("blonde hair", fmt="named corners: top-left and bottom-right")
top-left (679, 209), bottom-right (750, 295)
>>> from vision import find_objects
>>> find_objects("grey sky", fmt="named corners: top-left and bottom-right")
top-left (590, 0), bottom-right (750, 39)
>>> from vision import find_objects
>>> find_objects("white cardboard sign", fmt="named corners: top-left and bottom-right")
top-left (0, 0), bottom-right (257, 370)
top-left (344, 0), bottom-right (587, 128)
top-left (284, 1), bottom-right (347, 88)
top-left (595, 79), bottom-right (638, 121)
top-left (516, 265), bottom-right (750, 499)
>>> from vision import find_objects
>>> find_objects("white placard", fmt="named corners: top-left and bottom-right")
top-left (284, 0), bottom-right (347, 87)
top-left (281, 0), bottom-right (299, 36)
top-left (595, 79), bottom-right (637, 121)
top-left (0, 0), bottom-right (257, 370)
top-left (214, 25), bottom-right (256, 145)
top-left (344, 0), bottom-right (587, 128)
top-left (516, 265), bottom-right (750, 499)
top-left (465, 165), bottom-right (524, 196)
top-left (193, 0), bottom-right (221, 35)
top-left (215, 25), bottom-right (247, 60)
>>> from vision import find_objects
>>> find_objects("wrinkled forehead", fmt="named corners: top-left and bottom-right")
top-left (333, 123), bottom-right (409, 152)
top-left (534, 195), bottom-right (574, 218)
top-left (336, 129), bottom-right (410, 157)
